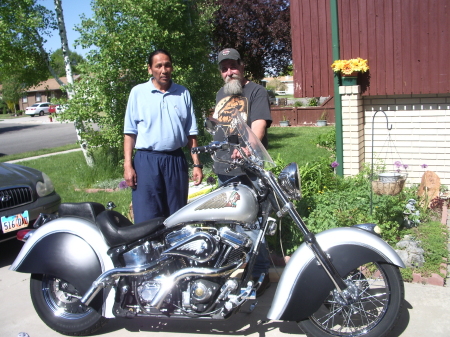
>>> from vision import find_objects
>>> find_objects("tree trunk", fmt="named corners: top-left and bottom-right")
top-left (54, 0), bottom-right (93, 167)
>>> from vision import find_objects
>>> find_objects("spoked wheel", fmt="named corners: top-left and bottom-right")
top-left (299, 262), bottom-right (404, 337)
top-left (30, 274), bottom-right (107, 336)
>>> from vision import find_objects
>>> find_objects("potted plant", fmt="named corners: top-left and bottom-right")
top-left (317, 110), bottom-right (328, 127)
top-left (372, 161), bottom-right (407, 196)
top-left (330, 57), bottom-right (369, 85)
top-left (279, 113), bottom-right (290, 127)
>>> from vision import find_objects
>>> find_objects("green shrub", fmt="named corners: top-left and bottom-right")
top-left (315, 127), bottom-right (336, 155)
top-left (307, 97), bottom-right (318, 106)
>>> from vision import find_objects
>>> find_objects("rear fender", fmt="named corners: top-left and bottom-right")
top-left (267, 227), bottom-right (404, 321)
top-left (9, 217), bottom-right (113, 296)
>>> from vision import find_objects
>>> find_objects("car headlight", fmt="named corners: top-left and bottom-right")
top-left (36, 172), bottom-right (55, 197)
top-left (278, 163), bottom-right (301, 200)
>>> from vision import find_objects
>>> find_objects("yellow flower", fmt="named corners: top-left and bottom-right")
top-left (331, 57), bottom-right (369, 74)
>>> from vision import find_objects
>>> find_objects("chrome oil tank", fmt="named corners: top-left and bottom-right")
top-left (164, 184), bottom-right (258, 228)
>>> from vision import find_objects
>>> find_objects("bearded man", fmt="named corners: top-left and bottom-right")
top-left (213, 48), bottom-right (272, 296)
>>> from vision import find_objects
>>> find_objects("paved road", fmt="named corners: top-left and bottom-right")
top-left (1, 238), bottom-right (449, 337)
top-left (0, 116), bottom-right (77, 156)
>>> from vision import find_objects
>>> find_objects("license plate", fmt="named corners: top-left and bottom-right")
top-left (1, 211), bottom-right (30, 233)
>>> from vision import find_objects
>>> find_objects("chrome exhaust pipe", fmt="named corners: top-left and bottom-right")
top-left (150, 260), bottom-right (243, 309)
top-left (81, 261), bottom-right (161, 305)
top-left (81, 259), bottom-right (243, 307)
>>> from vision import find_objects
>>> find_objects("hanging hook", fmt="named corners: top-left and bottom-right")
top-left (370, 110), bottom-right (392, 215)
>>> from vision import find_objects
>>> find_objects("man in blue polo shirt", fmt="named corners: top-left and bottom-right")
top-left (123, 49), bottom-right (203, 223)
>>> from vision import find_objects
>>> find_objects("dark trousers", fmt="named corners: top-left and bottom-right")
top-left (132, 149), bottom-right (189, 223)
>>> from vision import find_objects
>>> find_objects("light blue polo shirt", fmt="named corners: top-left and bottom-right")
top-left (124, 78), bottom-right (198, 152)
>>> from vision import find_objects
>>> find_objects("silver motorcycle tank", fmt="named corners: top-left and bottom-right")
top-left (164, 184), bottom-right (258, 228)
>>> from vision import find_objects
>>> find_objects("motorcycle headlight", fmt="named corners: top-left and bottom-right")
top-left (278, 163), bottom-right (301, 200)
top-left (36, 172), bottom-right (55, 197)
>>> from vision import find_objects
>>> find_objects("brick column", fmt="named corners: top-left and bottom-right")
top-left (340, 85), bottom-right (364, 177)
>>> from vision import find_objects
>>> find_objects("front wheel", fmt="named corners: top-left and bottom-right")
top-left (30, 274), bottom-right (107, 336)
top-left (299, 262), bottom-right (404, 337)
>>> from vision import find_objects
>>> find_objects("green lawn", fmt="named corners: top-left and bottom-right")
top-left (5, 126), bottom-right (334, 217)
top-left (267, 125), bottom-right (333, 165)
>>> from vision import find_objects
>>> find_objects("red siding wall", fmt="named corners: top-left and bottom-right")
top-left (291, 0), bottom-right (450, 97)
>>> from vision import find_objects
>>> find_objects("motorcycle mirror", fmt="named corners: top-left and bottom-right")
top-left (106, 201), bottom-right (117, 210)
top-left (204, 118), bottom-right (220, 135)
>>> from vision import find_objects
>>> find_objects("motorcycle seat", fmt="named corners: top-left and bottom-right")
top-left (58, 202), bottom-right (106, 223)
top-left (96, 210), bottom-right (165, 247)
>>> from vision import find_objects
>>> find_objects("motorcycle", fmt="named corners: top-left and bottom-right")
top-left (10, 109), bottom-right (405, 337)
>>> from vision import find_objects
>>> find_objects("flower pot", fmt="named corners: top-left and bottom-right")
top-left (378, 172), bottom-right (404, 183)
top-left (279, 120), bottom-right (290, 127)
top-left (341, 71), bottom-right (358, 86)
top-left (372, 178), bottom-right (406, 196)
top-left (316, 120), bottom-right (327, 127)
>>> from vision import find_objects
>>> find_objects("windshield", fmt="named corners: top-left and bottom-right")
top-left (208, 108), bottom-right (275, 168)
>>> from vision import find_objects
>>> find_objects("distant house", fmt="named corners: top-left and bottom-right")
top-left (18, 75), bottom-right (80, 110)
top-left (262, 76), bottom-right (294, 95)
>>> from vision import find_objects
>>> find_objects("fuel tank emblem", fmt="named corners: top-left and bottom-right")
top-left (195, 191), bottom-right (240, 210)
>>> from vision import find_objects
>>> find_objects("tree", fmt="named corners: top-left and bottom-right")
top-left (1, 74), bottom-right (24, 116)
top-left (50, 49), bottom-right (85, 77)
top-left (0, 0), bottom-right (56, 88)
top-left (62, 0), bottom-right (221, 152)
top-left (1, 0), bottom-right (94, 165)
top-left (267, 78), bottom-right (288, 92)
top-left (212, 0), bottom-right (291, 81)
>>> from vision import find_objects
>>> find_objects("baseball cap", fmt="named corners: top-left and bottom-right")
top-left (218, 48), bottom-right (241, 64)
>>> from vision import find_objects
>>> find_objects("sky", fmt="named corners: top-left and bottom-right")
top-left (39, 0), bottom-right (93, 57)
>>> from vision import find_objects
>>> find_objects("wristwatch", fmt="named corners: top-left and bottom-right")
top-left (193, 164), bottom-right (204, 169)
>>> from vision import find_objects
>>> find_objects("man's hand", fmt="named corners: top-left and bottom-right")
top-left (231, 147), bottom-right (251, 159)
top-left (124, 165), bottom-right (137, 189)
top-left (192, 167), bottom-right (203, 185)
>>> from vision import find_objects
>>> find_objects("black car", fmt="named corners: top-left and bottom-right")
top-left (0, 163), bottom-right (61, 242)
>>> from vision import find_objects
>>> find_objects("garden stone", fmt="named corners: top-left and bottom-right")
top-left (396, 250), bottom-right (409, 263)
top-left (418, 171), bottom-right (441, 207)
top-left (395, 235), bottom-right (425, 268)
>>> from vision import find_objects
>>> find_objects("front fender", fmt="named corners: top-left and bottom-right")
top-left (9, 217), bottom-right (113, 294)
top-left (267, 227), bottom-right (404, 321)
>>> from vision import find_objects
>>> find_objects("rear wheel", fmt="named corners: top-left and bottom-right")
top-left (30, 274), bottom-right (107, 336)
top-left (299, 262), bottom-right (404, 337)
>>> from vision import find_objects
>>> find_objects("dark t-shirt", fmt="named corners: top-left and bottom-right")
top-left (213, 81), bottom-right (272, 176)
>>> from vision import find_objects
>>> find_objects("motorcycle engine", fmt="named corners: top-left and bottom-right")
top-left (164, 225), bottom-right (252, 266)
top-left (118, 225), bottom-right (253, 315)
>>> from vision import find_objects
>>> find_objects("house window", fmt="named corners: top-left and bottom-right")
top-left (36, 92), bottom-right (42, 102)
top-left (22, 95), bottom-right (28, 103)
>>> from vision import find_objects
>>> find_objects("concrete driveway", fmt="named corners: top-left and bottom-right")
top-left (1, 240), bottom-right (449, 337)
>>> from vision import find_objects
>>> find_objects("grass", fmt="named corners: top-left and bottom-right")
top-left (400, 220), bottom-right (449, 281)
top-left (0, 113), bottom-right (27, 120)
top-left (12, 150), bottom-right (133, 217)
top-left (267, 125), bottom-right (334, 165)
top-left (7, 126), bottom-right (332, 218)
top-left (0, 143), bottom-right (79, 163)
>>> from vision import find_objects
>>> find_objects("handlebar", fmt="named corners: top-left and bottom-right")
top-left (191, 141), bottom-right (230, 154)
